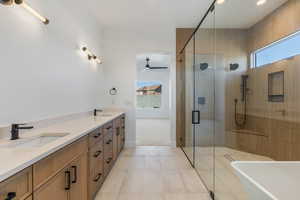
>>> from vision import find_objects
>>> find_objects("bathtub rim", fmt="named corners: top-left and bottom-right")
top-left (229, 161), bottom-right (299, 200)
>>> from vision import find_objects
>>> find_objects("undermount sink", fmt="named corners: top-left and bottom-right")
top-left (0, 132), bottom-right (69, 149)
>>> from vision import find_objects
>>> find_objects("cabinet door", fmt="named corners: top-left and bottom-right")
top-left (117, 126), bottom-right (122, 154)
top-left (0, 167), bottom-right (32, 200)
top-left (34, 167), bottom-right (69, 200)
top-left (70, 154), bottom-right (88, 200)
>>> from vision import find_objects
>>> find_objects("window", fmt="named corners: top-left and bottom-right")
top-left (136, 81), bottom-right (162, 109)
top-left (252, 30), bottom-right (300, 68)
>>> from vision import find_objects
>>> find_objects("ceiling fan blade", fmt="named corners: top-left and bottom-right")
top-left (147, 66), bottom-right (168, 69)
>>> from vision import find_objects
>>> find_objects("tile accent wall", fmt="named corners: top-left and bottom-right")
top-left (227, 113), bottom-right (300, 161)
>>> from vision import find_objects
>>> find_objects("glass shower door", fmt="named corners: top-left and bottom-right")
top-left (194, 6), bottom-right (216, 196)
top-left (182, 36), bottom-right (195, 165)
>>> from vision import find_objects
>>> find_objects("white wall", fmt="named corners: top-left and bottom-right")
top-left (136, 54), bottom-right (171, 119)
top-left (102, 28), bottom-right (177, 147)
top-left (0, 0), bottom-right (105, 125)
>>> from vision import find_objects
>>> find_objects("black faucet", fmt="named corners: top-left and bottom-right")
top-left (11, 123), bottom-right (34, 140)
top-left (94, 109), bottom-right (103, 116)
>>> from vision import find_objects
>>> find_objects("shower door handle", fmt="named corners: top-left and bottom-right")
top-left (192, 110), bottom-right (200, 124)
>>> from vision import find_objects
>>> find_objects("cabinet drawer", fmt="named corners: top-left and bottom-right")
top-left (88, 128), bottom-right (103, 148)
top-left (103, 123), bottom-right (113, 136)
top-left (121, 115), bottom-right (125, 127)
top-left (89, 140), bottom-right (104, 173)
top-left (103, 132), bottom-right (113, 175)
top-left (33, 136), bottom-right (88, 190)
top-left (89, 167), bottom-right (104, 200)
top-left (104, 133), bottom-right (113, 159)
top-left (0, 167), bottom-right (32, 200)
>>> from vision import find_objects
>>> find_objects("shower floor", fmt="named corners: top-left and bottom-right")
top-left (182, 146), bottom-right (272, 200)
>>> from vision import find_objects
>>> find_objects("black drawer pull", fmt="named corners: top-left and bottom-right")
top-left (71, 166), bottom-right (77, 184)
top-left (5, 192), bottom-right (16, 200)
top-left (65, 171), bottom-right (71, 190)
top-left (93, 150), bottom-right (102, 158)
top-left (106, 157), bottom-right (112, 164)
top-left (93, 173), bottom-right (102, 182)
top-left (93, 132), bottom-right (101, 138)
top-left (106, 126), bottom-right (112, 130)
top-left (106, 139), bottom-right (112, 145)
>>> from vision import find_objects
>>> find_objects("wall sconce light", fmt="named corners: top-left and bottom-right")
top-left (81, 47), bottom-right (102, 64)
top-left (15, 0), bottom-right (49, 25)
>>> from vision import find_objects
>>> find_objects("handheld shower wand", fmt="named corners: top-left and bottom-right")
top-left (234, 75), bottom-right (249, 127)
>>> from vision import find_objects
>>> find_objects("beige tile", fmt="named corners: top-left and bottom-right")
top-left (118, 193), bottom-right (164, 200)
top-left (95, 192), bottom-right (119, 200)
top-left (164, 193), bottom-right (210, 200)
top-left (96, 147), bottom-right (209, 200)
top-left (145, 156), bottom-right (162, 170)
top-left (162, 170), bottom-right (186, 193)
top-left (120, 170), bottom-right (146, 193)
top-left (99, 171), bottom-right (126, 193)
top-left (180, 169), bottom-right (207, 193)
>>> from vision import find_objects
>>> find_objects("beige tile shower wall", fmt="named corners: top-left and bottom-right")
top-left (194, 29), bottom-right (248, 123)
top-left (226, 0), bottom-right (300, 155)
top-left (247, 0), bottom-right (300, 54)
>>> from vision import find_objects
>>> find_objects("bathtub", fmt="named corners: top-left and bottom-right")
top-left (231, 161), bottom-right (300, 200)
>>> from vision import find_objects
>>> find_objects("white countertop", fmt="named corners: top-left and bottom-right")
top-left (0, 111), bottom-right (124, 182)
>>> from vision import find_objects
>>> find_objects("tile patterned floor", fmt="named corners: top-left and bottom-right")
top-left (95, 146), bottom-right (210, 200)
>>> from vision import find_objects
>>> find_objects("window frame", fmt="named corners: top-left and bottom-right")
top-left (251, 30), bottom-right (300, 68)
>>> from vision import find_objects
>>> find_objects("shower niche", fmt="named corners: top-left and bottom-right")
top-left (268, 71), bottom-right (284, 102)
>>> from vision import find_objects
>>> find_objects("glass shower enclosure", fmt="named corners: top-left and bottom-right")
top-left (179, 0), bottom-right (300, 199)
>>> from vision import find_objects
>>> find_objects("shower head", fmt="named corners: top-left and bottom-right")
top-left (230, 63), bottom-right (239, 71)
top-left (200, 63), bottom-right (209, 71)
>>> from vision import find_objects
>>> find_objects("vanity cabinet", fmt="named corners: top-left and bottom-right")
top-left (0, 167), bottom-right (32, 200)
top-left (88, 115), bottom-right (125, 200)
top-left (34, 165), bottom-right (69, 200)
top-left (33, 136), bottom-right (88, 190)
top-left (88, 127), bottom-right (104, 200)
top-left (113, 115), bottom-right (125, 160)
top-left (0, 113), bottom-right (125, 200)
top-left (34, 140), bottom-right (88, 200)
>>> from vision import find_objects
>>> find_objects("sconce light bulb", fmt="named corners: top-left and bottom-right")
top-left (16, 0), bottom-right (50, 25)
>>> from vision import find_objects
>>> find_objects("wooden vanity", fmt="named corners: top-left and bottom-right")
top-left (0, 114), bottom-right (125, 200)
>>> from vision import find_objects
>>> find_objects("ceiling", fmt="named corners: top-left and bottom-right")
top-left (87, 0), bottom-right (213, 30)
top-left (87, 0), bottom-right (288, 31)
top-left (215, 0), bottom-right (288, 28)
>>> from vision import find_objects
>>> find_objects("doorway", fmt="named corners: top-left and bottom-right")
top-left (135, 53), bottom-right (172, 146)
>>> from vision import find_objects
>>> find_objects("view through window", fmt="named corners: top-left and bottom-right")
top-left (252, 30), bottom-right (300, 68)
top-left (136, 81), bottom-right (162, 109)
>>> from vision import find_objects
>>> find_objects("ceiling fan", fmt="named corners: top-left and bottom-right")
top-left (145, 57), bottom-right (168, 70)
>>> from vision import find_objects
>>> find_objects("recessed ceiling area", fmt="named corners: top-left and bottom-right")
top-left (215, 0), bottom-right (288, 28)
top-left (87, 0), bottom-right (213, 30)
top-left (87, 0), bottom-right (288, 31)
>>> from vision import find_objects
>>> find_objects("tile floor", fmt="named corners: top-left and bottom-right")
top-left (136, 119), bottom-right (171, 146)
top-left (95, 146), bottom-right (210, 200)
